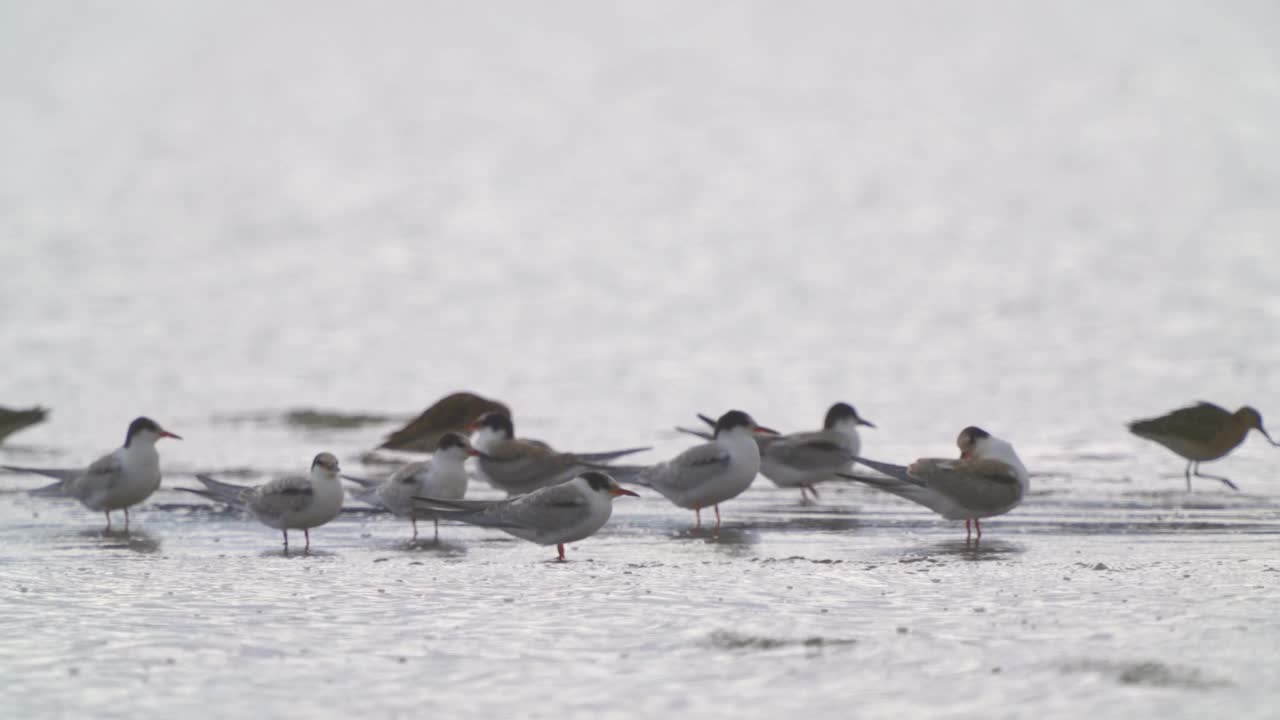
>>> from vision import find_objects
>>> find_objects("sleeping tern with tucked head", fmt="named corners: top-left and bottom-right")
top-left (838, 426), bottom-right (1028, 540)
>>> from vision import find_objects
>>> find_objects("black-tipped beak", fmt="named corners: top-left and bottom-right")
top-left (610, 486), bottom-right (639, 497)
top-left (160, 430), bottom-right (183, 440)
top-left (858, 418), bottom-right (876, 428)
top-left (753, 425), bottom-right (780, 436)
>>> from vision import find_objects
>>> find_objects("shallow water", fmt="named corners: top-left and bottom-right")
top-left (2, 1), bottom-right (1280, 718)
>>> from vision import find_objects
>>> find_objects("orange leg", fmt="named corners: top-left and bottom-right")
top-left (557, 544), bottom-right (566, 561)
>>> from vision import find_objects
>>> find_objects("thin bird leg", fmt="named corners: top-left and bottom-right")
top-left (1193, 464), bottom-right (1239, 491)
top-left (965, 519), bottom-right (971, 542)
top-left (124, 507), bottom-right (130, 531)
top-left (282, 530), bottom-right (289, 554)
top-left (411, 517), bottom-right (419, 541)
top-left (975, 518), bottom-right (982, 539)
top-left (694, 508), bottom-right (701, 530)
top-left (714, 505), bottom-right (722, 532)
top-left (304, 529), bottom-right (311, 553)
top-left (1184, 460), bottom-right (1193, 493)
top-left (433, 517), bottom-right (440, 543)
top-left (104, 511), bottom-right (112, 532)
top-left (799, 487), bottom-right (809, 503)
top-left (557, 544), bottom-right (566, 561)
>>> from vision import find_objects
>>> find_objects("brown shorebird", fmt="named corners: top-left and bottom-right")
top-left (1128, 402), bottom-right (1279, 491)
top-left (0, 405), bottom-right (48, 444)
top-left (377, 391), bottom-right (510, 453)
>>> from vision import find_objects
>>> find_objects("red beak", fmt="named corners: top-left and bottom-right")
top-left (753, 425), bottom-right (779, 436)
top-left (467, 449), bottom-right (481, 457)
top-left (610, 487), bottom-right (639, 497)
top-left (160, 430), bottom-right (183, 440)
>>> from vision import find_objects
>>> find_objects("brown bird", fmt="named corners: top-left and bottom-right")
top-left (1128, 402), bottom-right (1279, 491)
top-left (0, 405), bottom-right (48, 444)
top-left (378, 392), bottom-right (510, 453)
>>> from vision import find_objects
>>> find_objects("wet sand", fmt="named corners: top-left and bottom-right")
top-left (2, 459), bottom-right (1277, 719)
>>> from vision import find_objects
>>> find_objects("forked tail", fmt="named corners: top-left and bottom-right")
top-left (178, 475), bottom-right (251, 507)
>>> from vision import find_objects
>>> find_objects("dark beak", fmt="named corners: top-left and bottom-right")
top-left (1260, 425), bottom-right (1280, 446)
top-left (858, 418), bottom-right (876, 428)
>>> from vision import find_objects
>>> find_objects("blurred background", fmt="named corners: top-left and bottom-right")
top-left (1, 0), bottom-right (1277, 476)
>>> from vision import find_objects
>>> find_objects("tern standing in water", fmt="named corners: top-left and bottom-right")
top-left (2, 416), bottom-right (181, 531)
top-left (183, 452), bottom-right (345, 553)
top-left (344, 432), bottom-right (476, 541)
top-left (756, 403), bottom-right (875, 502)
top-left (619, 410), bottom-right (775, 531)
top-left (413, 471), bottom-right (637, 561)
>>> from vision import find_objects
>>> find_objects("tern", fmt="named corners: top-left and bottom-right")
top-left (344, 432), bottom-right (476, 541)
top-left (678, 402), bottom-right (874, 502)
top-left (619, 410), bottom-right (775, 531)
top-left (2, 416), bottom-right (181, 531)
top-left (837, 426), bottom-right (1028, 540)
top-left (467, 411), bottom-right (649, 495)
top-left (182, 452), bottom-right (345, 553)
top-left (413, 470), bottom-right (638, 560)
top-left (1128, 402), bottom-right (1279, 491)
